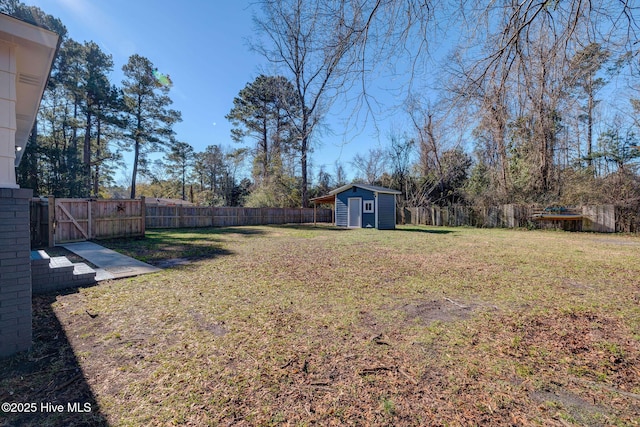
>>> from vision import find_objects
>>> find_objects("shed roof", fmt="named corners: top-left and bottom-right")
top-left (329, 183), bottom-right (402, 195)
top-left (309, 194), bottom-right (336, 205)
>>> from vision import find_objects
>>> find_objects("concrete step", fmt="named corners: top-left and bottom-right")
top-left (72, 262), bottom-right (97, 284)
top-left (49, 256), bottom-right (74, 270)
top-left (31, 251), bottom-right (98, 293)
top-left (30, 250), bottom-right (50, 267)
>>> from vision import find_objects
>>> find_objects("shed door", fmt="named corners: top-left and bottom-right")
top-left (347, 197), bottom-right (361, 228)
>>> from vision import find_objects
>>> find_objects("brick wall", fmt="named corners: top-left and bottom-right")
top-left (0, 188), bottom-right (32, 358)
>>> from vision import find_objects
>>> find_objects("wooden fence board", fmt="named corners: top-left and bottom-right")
top-left (582, 205), bottom-right (615, 233)
top-left (54, 198), bottom-right (89, 243)
top-left (30, 198), bottom-right (145, 246)
top-left (147, 205), bottom-right (332, 229)
top-left (397, 204), bottom-right (619, 232)
top-left (90, 199), bottom-right (144, 239)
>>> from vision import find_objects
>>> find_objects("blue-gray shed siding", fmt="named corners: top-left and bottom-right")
top-left (335, 196), bottom-right (347, 226)
top-left (377, 193), bottom-right (396, 229)
top-left (335, 187), bottom-right (396, 229)
top-left (335, 187), bottom-right (376, 227)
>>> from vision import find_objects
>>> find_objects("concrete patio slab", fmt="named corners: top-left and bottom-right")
top-left (61, 241), bottom-right (161, 280)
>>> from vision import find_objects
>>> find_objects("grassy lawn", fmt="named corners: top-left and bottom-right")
top-left (2, 225), bottom-right (640, 426)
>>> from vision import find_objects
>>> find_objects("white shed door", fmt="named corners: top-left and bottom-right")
top-left (347, 197), bottom-right (361, 228)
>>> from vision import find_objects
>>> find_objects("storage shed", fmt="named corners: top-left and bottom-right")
top-left (312, 184), bottom-right (401, 230)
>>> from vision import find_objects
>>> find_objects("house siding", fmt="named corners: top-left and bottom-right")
top-left (377, 193), bottom-right (396, 229)
top-left (335, 187), bottom-right (375, 227)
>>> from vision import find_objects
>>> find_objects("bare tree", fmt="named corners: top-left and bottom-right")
top-left (386, 131), bottom-right (414, 202)
top-left (253, 0), bottom-right (639, 206)
top-left (350, 147), bottom-right (388, 184)
top-left (333, 160), bottom-right (347, 187)
top-left (253, 0), bottom-right (366, 206)
top-left (252, 0), bottom-right (437, 206)
top-left (445, 1), bottom-right (630, 203)
top-left (406, 98), bottom-right (449, 193)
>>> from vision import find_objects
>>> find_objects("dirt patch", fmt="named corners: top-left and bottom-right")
top-left (190, 311), bottom-right (228, 336)
top-left (563, 279), bottom-right (592, 290)
top-left (357, 310), bottom-right (381, 333)
top-left (400, 298), bottom-right (477, 324)
top-left (530, 388), bottom-right (610, 425)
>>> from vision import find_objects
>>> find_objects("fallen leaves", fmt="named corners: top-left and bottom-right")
top-left (2, 226), bottom-right (639, 426)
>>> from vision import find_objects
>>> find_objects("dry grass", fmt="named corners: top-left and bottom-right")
top-left (2, 225), bottom-right (640, 426)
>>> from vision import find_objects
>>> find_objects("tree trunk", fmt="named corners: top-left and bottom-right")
top-left (301, 139), bottom-right (308, 207)
top-left (93, 116), bottom-right (101, 197)
top-left (262, 115), bottom-right (269, 180)
top-left (488, 91), bottom-right (510, 198)
top-left (83, 109), bottom-right (92, 197)
top-left (130, 139), bottom-right (139, 199)
top-left (300, 116), bottom-right (309, 208)
top-left (181, 165), bottom-right (186, 200)
top-left (587, 87), bottom-right (594, 169)
top-left (130, 103), bottom-right (142, 199)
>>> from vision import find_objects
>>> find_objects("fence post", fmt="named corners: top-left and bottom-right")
top-left (87, 199), bottom-right (92, 239)
top-left (140, 196), bottom-right (146, 237)
top-left (47, 195), bottom-right (55, 247)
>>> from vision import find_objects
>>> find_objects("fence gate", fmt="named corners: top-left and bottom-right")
top-left (47, 197), bottom-right (145, 246)
top-left (53, 198), bottom-right (91, 245)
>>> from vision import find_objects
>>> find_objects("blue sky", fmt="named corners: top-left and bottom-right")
top-left (23, 0), bottom-right (414, 183)
top-left (19, 1), bottom-right (640, 186)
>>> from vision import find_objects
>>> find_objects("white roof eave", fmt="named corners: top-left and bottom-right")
top-left (329, 183), bottom-right (402, 195)
top-left (0, 13), bottom-right (59, 165)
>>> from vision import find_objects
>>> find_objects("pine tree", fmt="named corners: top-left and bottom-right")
top-left (226, 75), bottom-right (298, 183)
top-left (121, 54), bottom-right (181, 199)
top-left (166, 141), bottom-right (194, 200)
top-left (81, 41), bottom-right (114, 196)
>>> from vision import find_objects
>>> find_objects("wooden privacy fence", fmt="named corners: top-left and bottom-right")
top-left (397, 205), bottom-right (534, 228)
top-left (31, 198), bottom-right (633, 247)
top-left (397, 204), bottom-right (620, 232)
top-left (145, 204), bottom-right (332, 229)
top-left (31, 197), bottom-right (145, 246)
top-left (30, 198), bottom-right (333, 246)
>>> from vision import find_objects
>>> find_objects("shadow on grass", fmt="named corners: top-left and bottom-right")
top-left (0, 290), bottom-right (108, 427)
top-left (174, 226), bottom-right (269, 236)
top-left (98, 225), bottom-right (352, 264)
top-left (96, 227), bottom-right (249, 265)
top-left (396, 226), bottom-right (457, 234)
top-left (263, 223), bottom-right (350, 232)
top-left (136, 226), bottom-right (269, 238)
